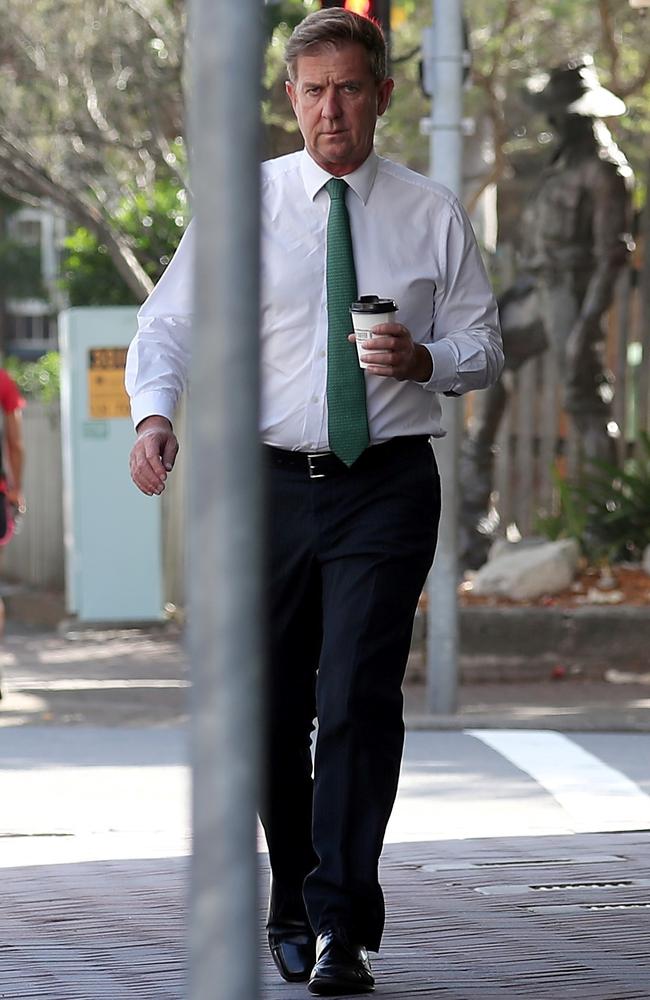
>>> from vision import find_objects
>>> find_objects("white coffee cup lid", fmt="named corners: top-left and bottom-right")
top-left (350, 295), bottom-right (398, 314)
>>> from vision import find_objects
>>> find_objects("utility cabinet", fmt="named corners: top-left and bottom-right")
top-left (60, 307), bottom-right (164, 622)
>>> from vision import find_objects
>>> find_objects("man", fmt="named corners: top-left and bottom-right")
top-left (460, 59), bottom-right (633, 570)
top-left (127, 9), bottom-right (502, 995)
top-left (0, 367), bottom-right (25, 696)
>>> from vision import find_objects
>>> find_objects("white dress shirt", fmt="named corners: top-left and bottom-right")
top-left (126, 149), bottom-right (503, 448)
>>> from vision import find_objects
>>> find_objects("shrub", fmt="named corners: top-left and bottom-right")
top-left (4, 352), bottom-right (60, 403)
top-left (536, 434), bottom-right (650, 565)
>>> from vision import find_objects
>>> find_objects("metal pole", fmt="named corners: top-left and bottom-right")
top-left (426, 0), bottom-right (463, 714)
top-left (188, 1), bottom-right (263, 998)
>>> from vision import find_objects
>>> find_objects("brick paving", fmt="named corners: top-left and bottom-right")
top-left (1, 831), bottom-right (649, 998)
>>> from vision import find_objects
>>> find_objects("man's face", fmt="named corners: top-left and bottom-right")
top-left (286, 42), bottom-right (393, 176)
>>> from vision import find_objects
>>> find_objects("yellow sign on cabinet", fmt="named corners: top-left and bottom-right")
top-left (87, 347), bottom-right (130, 419)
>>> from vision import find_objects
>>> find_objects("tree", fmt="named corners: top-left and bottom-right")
top-left (3, 0), bottom-right (650, 307)
top-left (60, 177), bottom-right (187, 306)
top-left (464, 0), bottom-right (650, 211)
top-left (0, 0), bottom-right (186, 301)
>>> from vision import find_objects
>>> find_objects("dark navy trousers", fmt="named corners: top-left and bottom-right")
top-left (260, 435), bottom-right (440, 951)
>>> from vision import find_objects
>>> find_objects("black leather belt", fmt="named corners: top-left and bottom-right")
top-left (264, 436), bottom-right (430, 480)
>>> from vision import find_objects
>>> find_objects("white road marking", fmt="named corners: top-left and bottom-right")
top-left (385, 732), bottom-right (574, 843)
top-left (37, 641), bottom-right (176, 663)
top-left (9, 678), bottom-right (190, 690)
top-left (467, 729), bottom-right (650, 833)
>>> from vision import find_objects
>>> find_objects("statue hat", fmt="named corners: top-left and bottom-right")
top-left (524, 60), bottom-right (626, 118)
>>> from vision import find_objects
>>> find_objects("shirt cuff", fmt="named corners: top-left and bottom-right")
top-left (419, 340), bottom-right (458, 393)
top-left (130, 391), bottom-right (177, 431)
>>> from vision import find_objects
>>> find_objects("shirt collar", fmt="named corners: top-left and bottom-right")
top-left (299, 148), bottom-right (378, 205)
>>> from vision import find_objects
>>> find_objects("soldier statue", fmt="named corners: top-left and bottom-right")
top-left (460, 59), bottom-right (635, 570)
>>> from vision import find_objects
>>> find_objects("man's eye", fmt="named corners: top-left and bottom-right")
top-left (343, 85), bottom-right (359, 94)
top-left (306, 87), bottom-right (321, 96)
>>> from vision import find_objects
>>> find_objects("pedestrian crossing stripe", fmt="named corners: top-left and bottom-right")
top-left (467, 730), bottom-right (650, 834)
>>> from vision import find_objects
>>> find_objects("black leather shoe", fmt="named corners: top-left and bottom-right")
top-left (268, 920), bottom-right (316, 983)
top-left (308, 930), bottom-right (374, 995)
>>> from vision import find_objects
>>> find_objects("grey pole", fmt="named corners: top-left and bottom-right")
top-left (188, 1), bottom-right (263, 998)
top-left (425, 0), bottom-right (463, 714)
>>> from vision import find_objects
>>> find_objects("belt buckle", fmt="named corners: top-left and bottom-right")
top-left (307, 454), bottom-right (326, 480)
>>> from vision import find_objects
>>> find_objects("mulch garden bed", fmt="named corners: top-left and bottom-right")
top-left (458, 564), bottom-right (650, 610)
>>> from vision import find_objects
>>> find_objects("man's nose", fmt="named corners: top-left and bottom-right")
top-left (321, 87), bottom-right (341, 119)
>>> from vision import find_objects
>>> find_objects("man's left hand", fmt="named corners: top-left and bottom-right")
top-left (348, 323), bottom-right (432, 383)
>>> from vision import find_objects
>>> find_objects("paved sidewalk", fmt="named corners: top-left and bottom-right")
top-left (1, 625), bottom-right (650, 998)
top-left (2, 833), bottom-right (650, 998)
top-left (0, 624), bottom-right (188, 727)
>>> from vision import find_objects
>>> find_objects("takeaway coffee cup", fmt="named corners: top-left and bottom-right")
top-left (350, 295), bottom-right (398, 369)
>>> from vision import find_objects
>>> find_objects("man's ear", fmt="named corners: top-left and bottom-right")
top-left (377, 77), bottom-right (394, 117)
top-left (285, 80), bottom-right (297, 113)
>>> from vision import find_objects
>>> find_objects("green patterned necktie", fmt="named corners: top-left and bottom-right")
top-left (325, 178), bottom-right (370, 467)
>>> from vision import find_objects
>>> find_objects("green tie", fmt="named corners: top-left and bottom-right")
top-left (325, 178), bottom-right (370, 467)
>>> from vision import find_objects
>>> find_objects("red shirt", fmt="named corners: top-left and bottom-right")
top-left (0, 370), bottom-right (25, 415)
top-left (0, 370), bottom-right (25, 490)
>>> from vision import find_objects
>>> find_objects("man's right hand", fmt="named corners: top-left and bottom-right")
top-left (129, 416), bottom-right (179, 496)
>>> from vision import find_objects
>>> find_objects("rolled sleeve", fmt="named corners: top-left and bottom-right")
top-left (125, 315), bottom-right (192, 428)
top-left (125, 222), bottom-right (195, 428)
top-left (419, 198), bottom-right (503, 395)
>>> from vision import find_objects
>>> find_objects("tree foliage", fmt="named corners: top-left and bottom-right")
top-left (60, 176), bottom-right (187, 306)
top-left (464, 0), bottom-right (650, 209)
top-left (2, 0), bottom-right (650, 306)
top-left (0, 0), bottom-right (186, 301)
top-left (537, 435), bottom-right (650, 565)
top-left (4, 351), bottom-right (60, 402)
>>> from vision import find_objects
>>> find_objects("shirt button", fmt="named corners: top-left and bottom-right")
top-left (319, 350), bottom-right (326, 358)
top-left (311, 395), bottom-right (319, 404)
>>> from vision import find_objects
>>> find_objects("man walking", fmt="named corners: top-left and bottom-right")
top-left (127, 9), bottom-right (502, 994)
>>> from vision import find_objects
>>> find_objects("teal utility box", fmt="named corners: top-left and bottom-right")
top-left (60, 307), bottom-right (164, 622)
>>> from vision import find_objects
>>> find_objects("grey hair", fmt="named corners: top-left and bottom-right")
top-left (285, 8), bottom-right (387, 84)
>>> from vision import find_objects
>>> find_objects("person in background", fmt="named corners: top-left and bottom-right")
top-left (0, 367), bottom-right (25, 698)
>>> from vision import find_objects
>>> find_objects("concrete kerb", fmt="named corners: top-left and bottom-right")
top-left (8, 590), bottom-right (650, 679)
top-left (4, 588), bottom-right (650, 731)
top-left (409, 604), bottom-right (650, 683)
top-left (403, 702), bottom-right (650, 733)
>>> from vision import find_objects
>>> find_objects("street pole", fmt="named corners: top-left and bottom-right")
top-left (188, 1), bottom-right (263, 998)
top-left (426, 0), bottom-right (463, 714)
